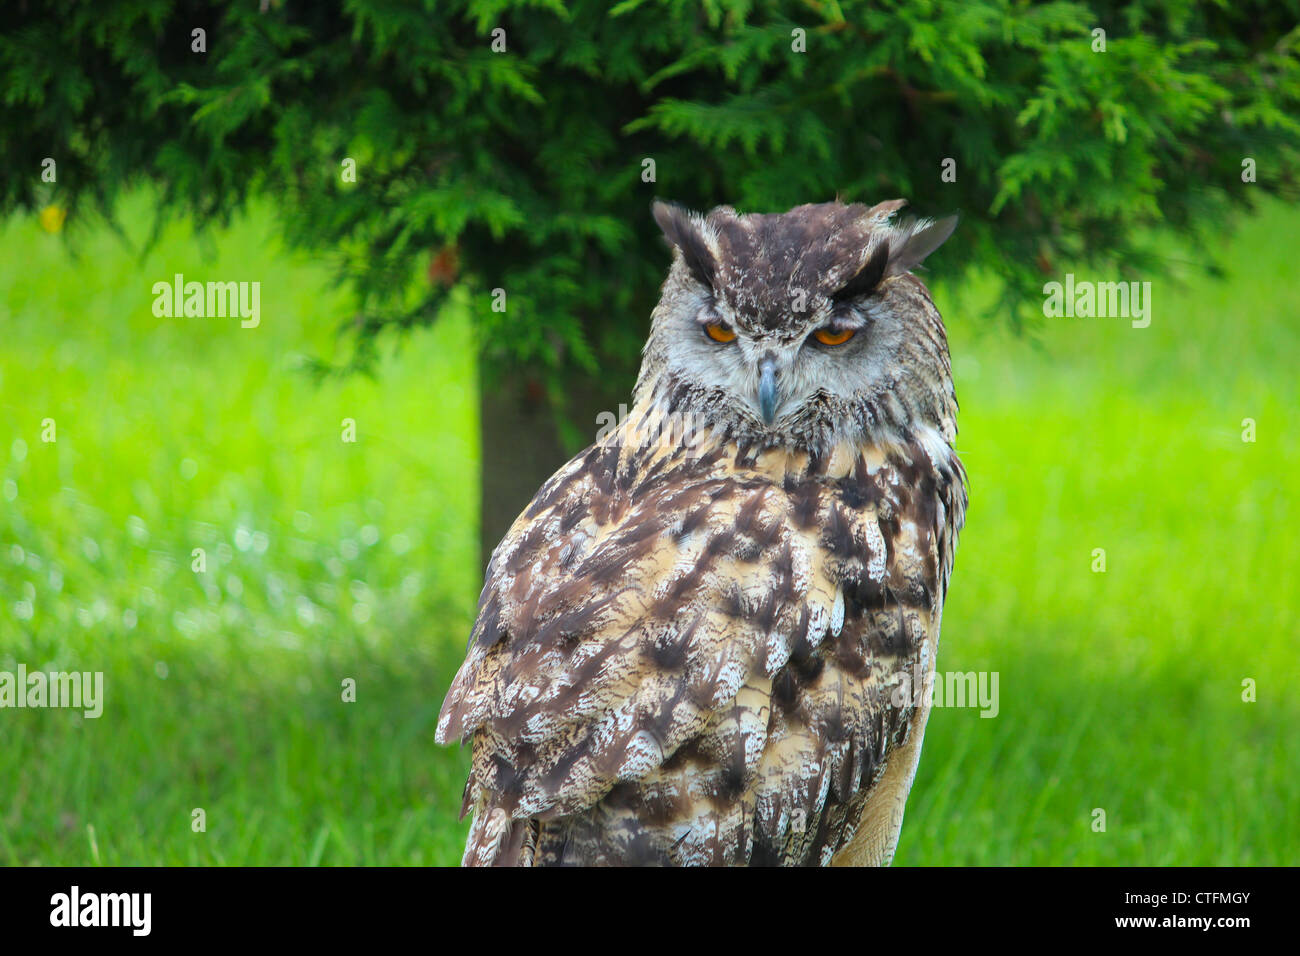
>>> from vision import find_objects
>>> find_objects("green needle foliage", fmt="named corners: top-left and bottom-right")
top-left (3, 0), bottom-right (1299, 414)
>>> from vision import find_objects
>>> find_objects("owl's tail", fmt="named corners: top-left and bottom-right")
top-left (461, 804), bottom-right (536, 866)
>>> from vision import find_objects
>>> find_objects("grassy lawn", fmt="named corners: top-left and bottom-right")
top-left (1, 195), bottom-right (1295, 865)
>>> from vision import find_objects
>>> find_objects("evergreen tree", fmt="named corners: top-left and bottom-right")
top-left (5, 1), bottom-right (1298, 555)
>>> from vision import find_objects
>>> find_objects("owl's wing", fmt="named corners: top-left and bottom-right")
top-left (436, 426), bottom-right (964, 866)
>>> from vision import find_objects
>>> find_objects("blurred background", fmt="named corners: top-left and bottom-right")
top-left (1, 1), bottom-right (1298, 865)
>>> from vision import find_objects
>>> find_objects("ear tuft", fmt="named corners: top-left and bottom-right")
top-left (652, 200), bottom-right (718, 290)
top-left (832, 241), bottom-right (890, 302)
top-left (885, 214), bottom-right (959, 277)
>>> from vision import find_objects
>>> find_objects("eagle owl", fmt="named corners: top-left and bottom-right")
top-left (437, 199), bottom-right (967, 866)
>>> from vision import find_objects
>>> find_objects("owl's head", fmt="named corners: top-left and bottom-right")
top-left (636, 199), bottom-right (959, 457)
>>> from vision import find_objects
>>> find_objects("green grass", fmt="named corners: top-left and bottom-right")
top-left (903, 200), bottom-right (1299, 865)
top-left (1, 194), bottom-right (1296, 865)
top-left (0, 194), bottom-right (477, 865)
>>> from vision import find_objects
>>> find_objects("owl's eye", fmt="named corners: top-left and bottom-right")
top-left (812, 326), bottom-right (856, 347)
top-left (703, 322), bottom-right (737, 344)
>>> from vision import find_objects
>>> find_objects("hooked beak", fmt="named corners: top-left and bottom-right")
top-left (758, 355), bottom-right (779, 425)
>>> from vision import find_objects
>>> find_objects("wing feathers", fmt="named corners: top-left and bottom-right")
top-left (439, 409), bottom-right (964, 865)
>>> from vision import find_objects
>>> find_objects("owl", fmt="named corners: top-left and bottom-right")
top-left (436, 198), bottom-right (967, 866)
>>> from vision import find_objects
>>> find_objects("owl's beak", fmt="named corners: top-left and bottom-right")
top-left (758, 355), bottom-right (779, 425)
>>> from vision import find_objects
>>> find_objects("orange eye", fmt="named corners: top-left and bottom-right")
top-left (813, 326), bottom-right (856, 346)
top-left (703, 322), bottom-right (737, 343)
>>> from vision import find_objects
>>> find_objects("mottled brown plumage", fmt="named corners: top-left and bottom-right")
top-left (437, 198), bottom-right (966, 866)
